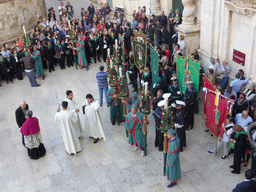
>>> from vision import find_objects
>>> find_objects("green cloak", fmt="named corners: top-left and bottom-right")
top-left (76, 40), bottom-right (88, 66)
top-left (107, 88), bottom-right (125, 123)
top-left (31, 50), bottom-right (45, 77)
top-left (125, 111), bottom-right (145, 149)
top-left (166, 136), bottom-right (181, 183)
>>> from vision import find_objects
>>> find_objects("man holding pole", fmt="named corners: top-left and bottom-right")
top-left (166, 129), bottom-right (181, 188)
top-left (125, 105), bottom-right (146, 157)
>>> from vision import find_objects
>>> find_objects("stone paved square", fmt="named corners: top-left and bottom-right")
top-left (0, 61), bottom-right (246, 192)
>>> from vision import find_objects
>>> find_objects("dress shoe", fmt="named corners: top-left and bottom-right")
top-left (42, 76), bottom-right (45, 80)
top-left (36, 84), bottom-right (41, 87)
top-left (167, 182), bottom-right (176, 188)
top-left (207, 151), bottom-right (213, 154)
top-left (52, 68), bottom-right (55, 71)
top-left (112, 121), bottom-right (116, 125)
top-left (229, 165), bottom-right (235, 169)
top-left (221, 155), bottom-right (227, 160)
top-left (98, 60), bottom-right (101, 62)
top-left (231, 170), bottom-right (239, 174)
top-left (93, 138), bottom-right (99, 144)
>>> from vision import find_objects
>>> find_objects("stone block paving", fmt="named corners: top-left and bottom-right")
top-left (0, 62), bottom-right (247, 192)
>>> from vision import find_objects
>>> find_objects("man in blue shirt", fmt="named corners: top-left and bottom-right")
top-left (230, 73), bottom-right (249, 94)
top-left (235, 110), bottom-right (253, 132)
top-left (96, 65), bottom-right (109, 107)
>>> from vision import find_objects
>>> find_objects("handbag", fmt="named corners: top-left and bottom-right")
top-left (54, 52), bottom-right (61, 59)
top-left (229, 142), bottom-right (235, 149)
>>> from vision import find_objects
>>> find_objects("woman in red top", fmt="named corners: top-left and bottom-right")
top-left (17, 36), bottom-right (24, 49)
top-left (163, 44), bottom-right (170, 61)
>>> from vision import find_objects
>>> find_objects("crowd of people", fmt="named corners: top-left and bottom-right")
top-left (9, 1), bottom-right (256, 190)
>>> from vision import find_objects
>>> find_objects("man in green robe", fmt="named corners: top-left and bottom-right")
top-left (166, 129), bottom-right (181, 188)
top-left (31, 46), bottom-right (45, 79)
top-left (125, 92), bottom-right (140, 112)
top-left (75, 35), bottom-right (88, 70)
top-left (107, 87), bottom-right (125, 125)
top-left (125, 105), bottom-right (146, 157)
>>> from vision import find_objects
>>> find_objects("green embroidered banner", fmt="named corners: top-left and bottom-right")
top-left (176, 56), bottom-right (200, 94)
top-left (131, 37), bottom-right (147, 72)
top-left (150, 45), bottom-right (159, 87)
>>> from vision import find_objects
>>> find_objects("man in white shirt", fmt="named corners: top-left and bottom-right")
top-left (58, 1), bottom-right (65, 21)
top-left (208, 57), bottom-right (220, 77)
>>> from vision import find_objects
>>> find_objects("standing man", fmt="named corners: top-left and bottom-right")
top-left (58, 1), bottom-right (65, 21)
top-left (173, 100), bottom-right (186, 152)
top-left (168, 77), bottom-right (182, 102)
top-left (31, 46), bottom-right (45, 80)
top-left (15, 100), bottom-right (29, 146)
top-left (19, 52), bottom-right (40, 87)
top-left (55, 101), bottom-right (81, 155)
top-left (96, 65), bottom-right (109, 107)
top-left (66, 2), bottom-right (74, 20)
top-left (124, 22), bottom-right (132, 54)
top-left (65, 90), bottom-right (83, 137)
top-left (82, 94), bottom-right (106, 144)
top-left (166, 129), bottom-right (181, 188)
top-left (184, 81), bottom-right (197, 130)
top-left (125, 105), bottom-right (146, 157)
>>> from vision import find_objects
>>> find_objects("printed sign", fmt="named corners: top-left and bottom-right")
top-left (233, 49), bottom-right (246, 66)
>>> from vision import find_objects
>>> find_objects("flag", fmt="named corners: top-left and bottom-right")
top-left (150, 45), bottom-right (159, 87)
top-left (176, 56), bottom-right (200, 94)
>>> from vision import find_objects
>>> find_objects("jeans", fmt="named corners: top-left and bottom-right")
top-left (219, 77), bottom-right (228, 90)
top-left (26, 69), bottom-right (38, 87)
top-left (155, 35), bottom-right (160, 48)
top-left (99, 86), bottom-right (109, 106)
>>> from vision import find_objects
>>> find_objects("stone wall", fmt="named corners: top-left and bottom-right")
top-left (0, 0), bottom-right (46, 44)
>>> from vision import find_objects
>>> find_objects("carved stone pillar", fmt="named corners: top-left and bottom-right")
top-left (149, 0), bottom-right (161, 16)
top-left (177, 0), bottom-right (200, 56)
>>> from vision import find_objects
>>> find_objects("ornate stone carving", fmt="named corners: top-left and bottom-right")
top-left (225, 0), bottom-right (256, 17)
top-left (181, 0), bottom-right (196, 26)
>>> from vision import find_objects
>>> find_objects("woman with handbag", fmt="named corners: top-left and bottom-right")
top-left (229, 124), bottom-right (247, 174)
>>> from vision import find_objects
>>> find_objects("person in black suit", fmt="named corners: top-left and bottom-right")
top-left (15, 100), bottom-right (29, 145)
top-left (158, 11), bottom-right (167, 27)
top-left (233, 169), bottom-right (253, 192)
top-left (124, 22), bottom-right (133, 54)
top-left (105, 18), bottom-right (113, 30)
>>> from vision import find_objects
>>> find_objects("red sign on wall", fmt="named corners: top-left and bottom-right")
top-left (233, 49), bottom-right (246, 66)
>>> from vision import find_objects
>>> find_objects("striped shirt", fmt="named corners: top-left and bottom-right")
top-left (96, 71), bottom-right (108, 88)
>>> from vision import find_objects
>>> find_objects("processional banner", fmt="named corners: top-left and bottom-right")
top-left (176, 56), bottom-right (200, 94)
top-left (203, 76), bottom-right (234, 137)
top-left (131, 36), bottom-right (147, 72)
top-left (150, 45), bottom-right (159, 87)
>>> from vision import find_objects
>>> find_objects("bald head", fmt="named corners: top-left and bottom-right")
top-left (242, 110), bottom-right (248, 119)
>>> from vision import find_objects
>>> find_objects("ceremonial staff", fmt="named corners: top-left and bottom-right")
top-left (140, 82), bottom-right (151, 156)
top-left (160, 93), bottom-right (174, 175)
top-left (68, 21), bottom-right (78, 70)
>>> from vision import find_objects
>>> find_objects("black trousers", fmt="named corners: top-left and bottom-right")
top-left (251, 152), bottom-right (256, 177)
top-left (66, 54), bottom-right (73, 67)
top-left (22, 134), bottom-right (25, 145)
top-left (48, 58), bottom-right (55, 72)
top-left (102, 49), bottom-right (107, 62)
top-left (233, 149), bottom-right (243, 173)
top-left (97, 50), bottom-right (101, 61)
top-left (155, 125), bottom-right (164, 151)
top-left (130, 74), bottom-right (138, 91)
top-left (176, 127), bottom-right (186, 151)
top-left (186, 105), bottom-right (195, 128)
top-left (92, 49), bottom-right (97, 63)
top-left (59, 54), bottom-right (65, 69)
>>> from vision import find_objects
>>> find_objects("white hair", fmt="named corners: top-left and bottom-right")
top-left (20, 100), bottom-right (26, 104)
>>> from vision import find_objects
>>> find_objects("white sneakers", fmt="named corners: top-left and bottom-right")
top-left (141, 151), bottom-right (145, 157)
top-left (134, 147), bottom-right (138, 151)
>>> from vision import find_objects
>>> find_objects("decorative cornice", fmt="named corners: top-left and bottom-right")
top-left (224, 0), bottom-right (256, 17)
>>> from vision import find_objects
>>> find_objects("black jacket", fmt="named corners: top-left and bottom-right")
top-left (15, 105), bottom-right (29, 128)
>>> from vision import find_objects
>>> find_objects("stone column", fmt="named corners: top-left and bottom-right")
top-left (177, 0), bottom-right (200, 56)
top-left (149, 0), bottom-right (161, 16)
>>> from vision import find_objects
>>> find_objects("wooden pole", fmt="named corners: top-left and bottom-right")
top-left (143, 115), bottom-right (148, 156)
top-left (215, 137), bottom-right (218, 156)
top-left (163, 132), bottom-right (168, 175)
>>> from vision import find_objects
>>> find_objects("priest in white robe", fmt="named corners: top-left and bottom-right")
top-left (64, 90), bottom-right (83, 137)
top-left (82, 94), bottom-right (106, 143)
top-left (55, 101), bottom-right (81, 155)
